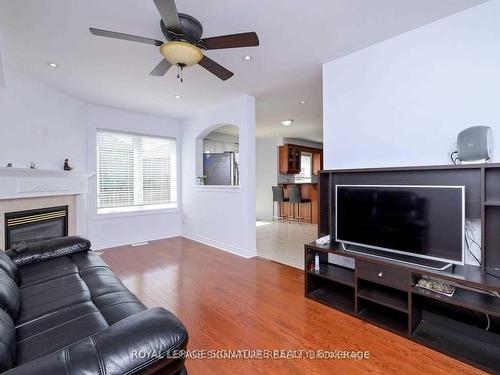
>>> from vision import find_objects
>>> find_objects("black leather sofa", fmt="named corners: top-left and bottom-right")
top-left (0, 236), bottom-right (188, 374)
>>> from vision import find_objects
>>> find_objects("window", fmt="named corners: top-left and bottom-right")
top-left (295, 152), bottom-right (312, 182)
top-left (96, 129), bottom-right (177, 214)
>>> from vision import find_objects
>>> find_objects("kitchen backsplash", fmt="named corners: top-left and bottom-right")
top-left (277, 174), bottom-right (318, 184)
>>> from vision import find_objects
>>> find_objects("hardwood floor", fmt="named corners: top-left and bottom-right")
top-left (100, 237), bottom-right (483, 375)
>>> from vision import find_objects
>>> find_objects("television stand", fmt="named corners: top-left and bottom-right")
top-left (341, 243), bottom-right (453, 271)
top-left (305, 243), bottom-right (500, 373)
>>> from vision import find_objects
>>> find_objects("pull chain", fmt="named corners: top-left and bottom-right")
top-left (176, 65), bottom-right (184, 82)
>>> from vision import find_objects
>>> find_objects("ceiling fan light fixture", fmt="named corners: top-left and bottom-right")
top-left (160, 41), bottom-right (203, 67)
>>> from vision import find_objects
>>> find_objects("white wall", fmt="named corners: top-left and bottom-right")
top-left (0, 63), bottom-right (88, 171)
top-left (87, 104), bottom-right (183, 250)
top-left (181, 96), bottom-right (256, 257)
top-left (255, 138), bottom-right (280, 220)
top-left (323, 1), bottom-right (500, 169)
top-left (0, 43), bottom-right (5, 88)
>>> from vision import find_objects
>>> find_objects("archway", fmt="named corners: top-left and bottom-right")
top-left (195, 124), bottom-right (239, 186)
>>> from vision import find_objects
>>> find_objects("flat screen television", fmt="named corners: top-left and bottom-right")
top-left (335, 185), bottom-right (465, 267)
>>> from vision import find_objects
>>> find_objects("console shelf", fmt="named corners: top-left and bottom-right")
top-left (358, 305), bottom-right (408, 335)
top-left (484, 200), bottom-right (500, 206)
top-left (358, 284), bottom-right (408, 313)
top-left (413, 312), bottom-right (500, 373)
top-left (310, 164), bottom-right (500, 373)
top-left (307, 263), bottom-right (355, 287)
top-left (412, 285), bottom-right (500, 318)
top-left (306, 242), bottom-right (500, 373)
top-left (308, 285), bottom-right (355, 314)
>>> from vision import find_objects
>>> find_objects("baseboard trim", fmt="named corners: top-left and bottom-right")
top-left (182, 232), bottom-right (256, 258)
top-left (92, 231), bottom-right (182, 251)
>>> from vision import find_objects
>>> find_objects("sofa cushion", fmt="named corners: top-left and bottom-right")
top-left (0, 252), bottom-right (19, 284)
top-left (15, 307), bottom-right (109, 364)
top-left (16, 256), bottom-right (78, 288)
top-left (0, 308), bottom-right (16, 372)
top-left (6, 236), bottom-right (91, 266)
top-left (16, 273), bottom-right (91, 325)
top-left (12, 251), bottom-right (149, 365)
top-left (0, 270), bottom-right (21, 320)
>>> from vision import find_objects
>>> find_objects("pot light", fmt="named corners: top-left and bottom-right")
top-left (47, 62), bottom-right (58, 68)
top-left (300, 100), bottom-right (306, 104)
top-left (281, 119), bottom-right (294, 126)
top-left (175, 95), bottom-right (182, 99)
top-left (243, 55), bottom-right (253, 61)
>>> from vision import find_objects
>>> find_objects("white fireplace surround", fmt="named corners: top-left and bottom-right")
top-left (0, 168), bottom-right (93, 249)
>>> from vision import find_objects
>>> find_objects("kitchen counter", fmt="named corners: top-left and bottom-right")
top-left (278, 183), bottom-right (319, 224)
top-left (279, 181), bottom-right (317, 185)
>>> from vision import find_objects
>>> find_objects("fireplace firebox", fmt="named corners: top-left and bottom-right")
top-left (4, 206), bottom-right (68, 249)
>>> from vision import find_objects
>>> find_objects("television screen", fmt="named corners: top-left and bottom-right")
top-left (336, 185), bottom-right (464, 264)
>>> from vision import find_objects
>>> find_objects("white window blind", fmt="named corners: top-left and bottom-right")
top-left (96, 129), bottom-right (177, 213)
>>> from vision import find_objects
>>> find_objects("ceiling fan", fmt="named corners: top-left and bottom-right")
top-left (89, 0), bottom-right (259, 82)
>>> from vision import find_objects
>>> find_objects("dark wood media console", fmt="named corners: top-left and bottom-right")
top-left (306, 164), bottom-right (500, 373)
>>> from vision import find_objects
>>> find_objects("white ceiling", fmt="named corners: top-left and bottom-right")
top-left (0, 0), bottom-right (487, 142)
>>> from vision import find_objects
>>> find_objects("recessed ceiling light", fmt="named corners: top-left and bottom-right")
top-left (281, 119), bottom-right (294, 126)
top-left (243, 55), bottom-right (253, 61)
top-left (175, 95), bottom-right (182, 99)
top-left (300, 100), bottom-right (306, 104)
top-left (47, 62), bottom-right (58, 68)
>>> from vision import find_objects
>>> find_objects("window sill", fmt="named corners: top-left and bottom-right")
top-left (93, 205), bottom-right (179, 220)
top-left (194, 185), bottom-right (241, 193)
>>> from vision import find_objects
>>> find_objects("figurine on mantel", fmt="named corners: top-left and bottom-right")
top-left (30, 162), bottom-right (36, 169)
top-left (6, 163), bottom-right (12, 167)
top-left (63, 158), bottom-right (73, 171)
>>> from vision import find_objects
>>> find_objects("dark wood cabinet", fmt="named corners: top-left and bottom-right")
top-left (309, 163), bottom-right (500, 374)
top-left (278, 144), bottom-right (322, 175)
top-left (305, 245), bottom-right (500, 373)
top-left (278, 145), bottom-right (301, 174)
top-left (312, 153), bottom-right (322, 176)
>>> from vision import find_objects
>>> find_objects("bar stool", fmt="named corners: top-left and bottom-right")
top-left (287, 185), bottom-right (312, 224)
top-left (272, 186), bottom-right (289, 221)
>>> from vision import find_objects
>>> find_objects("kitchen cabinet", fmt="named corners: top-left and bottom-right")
top-left (278, 144), bottom-right (322, 175)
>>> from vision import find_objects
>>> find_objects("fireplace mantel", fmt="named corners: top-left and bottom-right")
top-left (0, 168), bottom-right (94, 200)
top-left (0, 168), bottom-right (94, 241)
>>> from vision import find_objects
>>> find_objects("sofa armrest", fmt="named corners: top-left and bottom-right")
top-left (4, 307), bottom-right (188, 375)
top-left (6, 236), bottom-right (91, 266)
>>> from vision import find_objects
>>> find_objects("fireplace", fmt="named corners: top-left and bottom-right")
top-left (4, 206), bottom-right (68, 249)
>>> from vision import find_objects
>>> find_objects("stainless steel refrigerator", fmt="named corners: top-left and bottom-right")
top-left (203, 152), bottom-right (239, 185)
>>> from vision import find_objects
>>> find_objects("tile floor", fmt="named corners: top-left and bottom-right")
top-left (256, 219), bottom-right (318, 269)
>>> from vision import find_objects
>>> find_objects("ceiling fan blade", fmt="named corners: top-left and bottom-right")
top-left (201, 32), bottom-right (259, 50)
top-left (89, 28), bottom-right (163, 46)
top-left (198, 55), bottom-right (234, 81)
top-left (149, 59), bottom-right (173, 76)
top-left (153, 0), bottom-right (182, 34)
